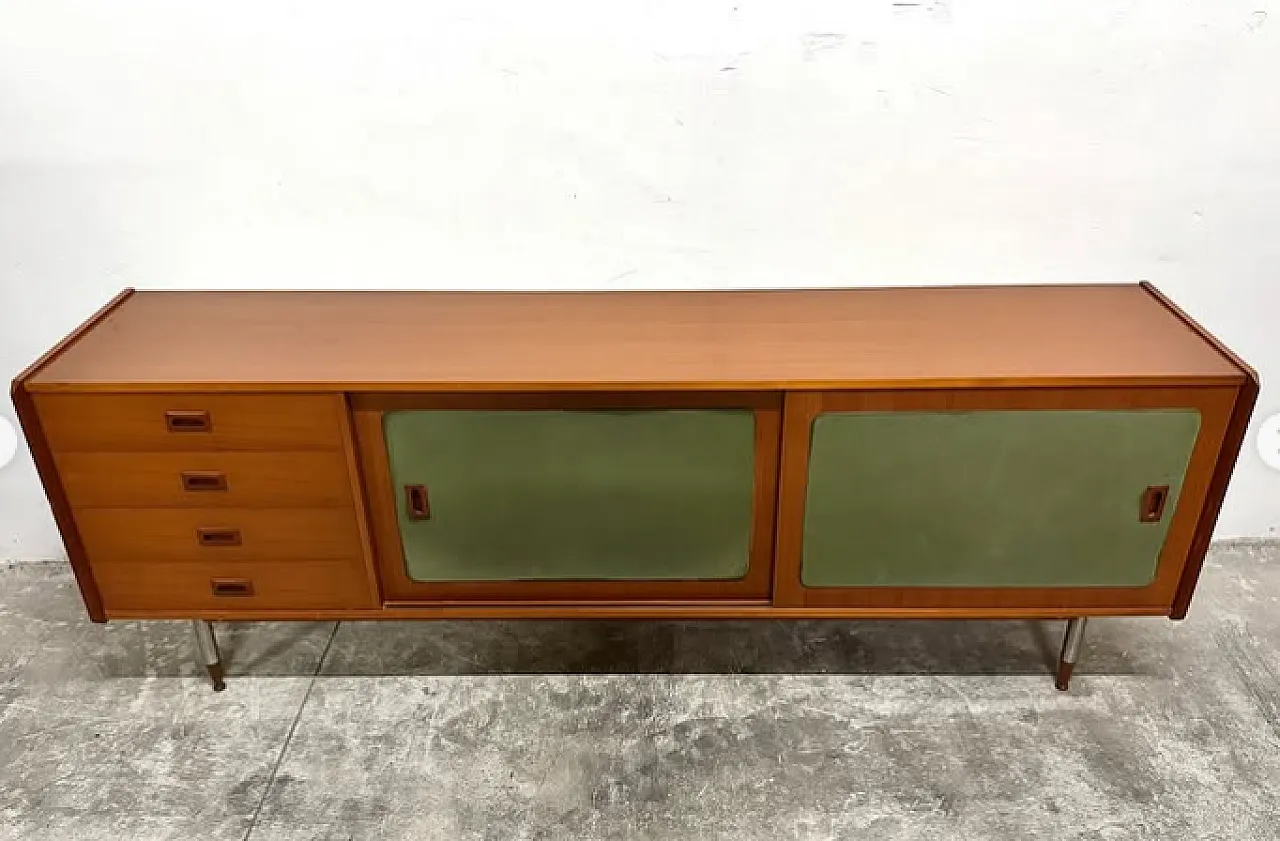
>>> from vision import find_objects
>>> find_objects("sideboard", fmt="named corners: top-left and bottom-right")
top-left (11, 284), bottom-right (1258, 691)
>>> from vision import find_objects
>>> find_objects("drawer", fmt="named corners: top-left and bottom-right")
top-left (95, 560), bottom-right (375, 612)
top-left (75, 508), bottom-right (363, 562)
top-left (34, 393), bottom-right (346, 452)
top-left (55, 451), bottom-right (354, 509)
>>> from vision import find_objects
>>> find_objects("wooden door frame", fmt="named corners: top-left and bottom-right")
top-left (772, 385), bottom-right (1240, 614)
top-left (351, 391), bottom-right (781, 604)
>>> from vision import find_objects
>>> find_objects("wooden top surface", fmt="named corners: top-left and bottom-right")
top-left (24, 284), bottom-right (1244, 392)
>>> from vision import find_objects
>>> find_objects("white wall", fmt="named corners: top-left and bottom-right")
top-left (2, 0), bottom-right (1277, 559)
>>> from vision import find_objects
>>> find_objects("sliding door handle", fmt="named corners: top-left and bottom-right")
top-left (405, 484), bottom-right (430, 520)
top-left (1139, 485), bottom-right (1171, 523)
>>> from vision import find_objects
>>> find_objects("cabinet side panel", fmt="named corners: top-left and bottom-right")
top-left (8, 290), bottom-right (135, 623)
top-left (1139, 282), bottom-right (1261, 618)
top-left (10, 387), bottom-right (105, 620)
top-left (1172, 378), bottom-right (1260, 618)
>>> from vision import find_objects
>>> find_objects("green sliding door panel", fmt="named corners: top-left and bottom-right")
top-left (384, 409), bottom-right (756, 582)
top-left (801, 409), bottom-right (1202, 588)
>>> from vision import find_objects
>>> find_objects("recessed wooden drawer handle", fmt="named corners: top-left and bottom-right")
top-left (165, 410), bottom-right (212, 433)
top-left (181, 471), bottom-right (228, 492)
top-left (210, 578), bottom-right (254, 597)
top-left (406, 484), bottom-right (430, 520)
top-left (1139, 485), bottom-right (1171, 523)
top-left (197, 527), bottom-right (242, 547)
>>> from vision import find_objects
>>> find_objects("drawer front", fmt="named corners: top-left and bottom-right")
top-left (56, 451), bottom-right (354, 509)
top-left (801, 408), bottom-right (1202, 588)
top-left (35, 393), bottom-right (345, 452)
top-left (96, 560), bottom-right (375, 612)
top-left (75, 508), bottom-right (362, 562)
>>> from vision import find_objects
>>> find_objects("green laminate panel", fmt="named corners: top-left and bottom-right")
top-left (385, 409), bottom-right (756, 582)
top-left (801, 409), bottom-right (1202, 588)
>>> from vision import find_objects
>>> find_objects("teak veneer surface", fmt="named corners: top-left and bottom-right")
top-left (11, 284), bottom-right (1256, 626)
top-left (25, 285), bottom-right (1242, 392)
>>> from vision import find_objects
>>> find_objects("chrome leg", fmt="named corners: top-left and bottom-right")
top-left (1055, 617), bottom-right (1088, 692)
top-left (191, 620), bottom-right (226, 692)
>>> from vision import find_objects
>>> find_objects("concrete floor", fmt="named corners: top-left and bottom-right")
top-left (1, 544), bottom-right (1279, 840)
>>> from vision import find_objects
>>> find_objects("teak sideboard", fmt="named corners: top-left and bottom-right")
top-left (11, 285), bottom-right (1258, 692)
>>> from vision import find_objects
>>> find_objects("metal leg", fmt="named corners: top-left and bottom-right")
top-left (1055, 617), bottom-right (1088, 691)
top-left (191, 620), bottom-right (226, 692)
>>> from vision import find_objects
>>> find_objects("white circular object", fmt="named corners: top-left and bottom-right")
top-left (0, 417), bottom-right (17, 470)
top-left (1259, 414), bottom-right (1280, 472)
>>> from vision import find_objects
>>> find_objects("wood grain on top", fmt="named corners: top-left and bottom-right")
top-left (25, 285), bottom-right (1244, 392)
